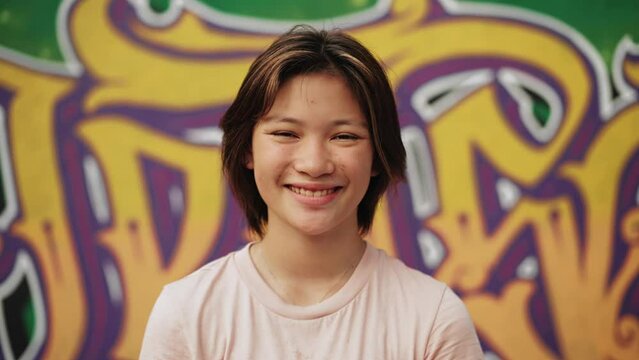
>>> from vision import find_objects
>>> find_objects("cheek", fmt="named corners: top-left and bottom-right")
top-left (340, 156), bottom-right (374, 184)
top-left (251, 148), bottom-right (289, 185)
top-left (344, 147), bottom-right (375, 172)
top-left (252, 166), bottom-right (274, 203)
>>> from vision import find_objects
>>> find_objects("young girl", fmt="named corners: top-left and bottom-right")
top-left (140, 25), bottom-right (482, 359)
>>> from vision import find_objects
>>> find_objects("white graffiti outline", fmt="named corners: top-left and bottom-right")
top-left (0, 106), bottom-right (18, 230)
top-left (182, 126), bottom-right (223, 146)
top-left (0, 251), bottom-right (47, 360)
top-left (83, 155), bottom-right (111, 225)
top-left (516, 255), bottom-right (539, 280)
top-left (417, 229), bottom-right (446, 270)
top-left (612, 35), bottom-right (639, 106)
top-left (497, 67), bottom-right (563, 143)
top-left (440, 0), bottom-right (638, 120)
top-left (0, 0), bottom-right (82, 76)
top-left (401, 126), bottom-right (439, 219)
top-left (168, 184), bottom-right (184, 216)
top-left (127, 0), bottom-right (392, 33)
top-left (411, 68), bottom-right (494, 123)
top-left (102, 259), bottom-right (123, 305)
top-left (127, 0), bottom-right (184, 27)
top-left (495, 177), bottom-right (521, 211)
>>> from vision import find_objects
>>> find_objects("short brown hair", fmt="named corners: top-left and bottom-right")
top-left (221, 25), bottom-right (406, 237)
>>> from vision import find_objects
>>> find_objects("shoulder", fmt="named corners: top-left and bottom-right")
top-left (154, 249), bottom-right (243, 326)
top-left (424, 287), bottom-right (483, 359)
top-left (163, 250), bottom-right (237, 299)
top-left (375, 248), bottom-right (448, 299)
top-left (139, 249), bottom-right (241, 359)
top-left (370, 248), bottom-right (482, 359)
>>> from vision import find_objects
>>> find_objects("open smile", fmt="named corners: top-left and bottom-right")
top-left (286, 185), bottom-right (342, 198)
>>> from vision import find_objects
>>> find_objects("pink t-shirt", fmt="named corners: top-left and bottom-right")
top-left (140, 243), bottom-right (482, 359)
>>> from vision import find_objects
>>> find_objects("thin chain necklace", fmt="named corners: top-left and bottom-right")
top-left (256, 242), bottom-right (362, 305)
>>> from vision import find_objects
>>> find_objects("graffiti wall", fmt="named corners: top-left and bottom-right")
top-left (1, 0), bottom-right (638, 358)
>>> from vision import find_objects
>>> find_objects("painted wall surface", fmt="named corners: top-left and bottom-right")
top-left (0, 0), bottom-right (638, 358)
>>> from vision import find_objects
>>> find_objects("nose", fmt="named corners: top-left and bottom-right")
top-left (293, 139), bottom-right (335, 177)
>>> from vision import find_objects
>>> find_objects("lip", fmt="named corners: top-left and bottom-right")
top-left (286, 184), bottom-right (342, 206)
top-left (288, 183), bottom-right (340, 191)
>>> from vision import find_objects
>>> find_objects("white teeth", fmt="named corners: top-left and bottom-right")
top-left (290, 186), bottom-right (336, 197)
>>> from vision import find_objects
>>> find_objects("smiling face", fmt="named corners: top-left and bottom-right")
top-left (247, 72), bottom-right (376, 237)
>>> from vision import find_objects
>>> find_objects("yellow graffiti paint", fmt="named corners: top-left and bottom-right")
top-left (0, 62), bottom-right (86, 359)
top-left (77, 117), bottom-right (225, 358)
top-left (0, 0), bottom-right (637, 358)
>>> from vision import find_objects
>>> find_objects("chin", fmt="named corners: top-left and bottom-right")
top-left (292, 220), bottom-right (338, 237)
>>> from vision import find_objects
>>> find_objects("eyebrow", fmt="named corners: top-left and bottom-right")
top-left (262, 116), bottom-right (368, 128)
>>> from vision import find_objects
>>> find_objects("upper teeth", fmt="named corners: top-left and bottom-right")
top-left (290, 186), bottom-right (336, 197)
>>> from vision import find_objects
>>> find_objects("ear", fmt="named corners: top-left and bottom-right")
top-left (245, 152), bottom-right (254, 169)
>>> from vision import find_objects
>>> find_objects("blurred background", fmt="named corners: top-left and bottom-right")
top-left (0, 0), bottom-right (638, 359)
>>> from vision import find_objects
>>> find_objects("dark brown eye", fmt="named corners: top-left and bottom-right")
top-left (271, 131), bottom-right (297, 138)
top-left (333, 133), bottom-right (359, 141)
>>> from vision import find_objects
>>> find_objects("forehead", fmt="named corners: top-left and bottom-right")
top-left (260, 72), bottom-right (367, 126)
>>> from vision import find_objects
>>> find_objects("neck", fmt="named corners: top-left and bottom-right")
top-left (249, 217), bottom-right (367, 305)
top-left (258, 223), bottom-right (365, 281)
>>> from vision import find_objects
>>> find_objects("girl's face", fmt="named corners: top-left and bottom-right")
top-left (248, 72), bottom-right (376, 237)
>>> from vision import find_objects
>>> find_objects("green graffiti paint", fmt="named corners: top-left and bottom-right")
top-left (23, 298), bottom-right (35, 343)
top-left (2, 277), bottom-right (34, 359)
top-left (200, 0), bottom-right (378, 20)
top-left (0, 0), bottom-right (63, 61)
top-left (1, 0), bottom-right (636, 71)
top-left (523, 88), bottom-right (551, 126)
top-left (467, 0), bottom-right (639, 67)
top-left (150, 0), bottom-right (171, 13)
